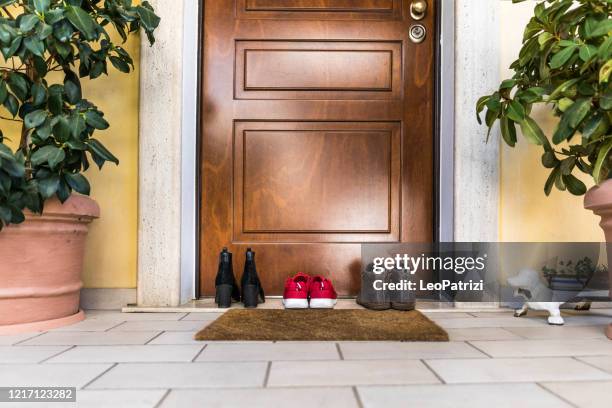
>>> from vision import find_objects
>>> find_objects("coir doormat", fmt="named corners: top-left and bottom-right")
top-left (194, 309), bottom-right (448, 341)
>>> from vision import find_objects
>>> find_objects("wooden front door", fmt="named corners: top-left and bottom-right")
top-left (200, 0), bottom-right (435, 296)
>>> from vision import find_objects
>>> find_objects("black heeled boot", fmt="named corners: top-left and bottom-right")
top-left (215, 247), bottom-right (240, 308)
top-left (241, 248), bottom-right (265, 308)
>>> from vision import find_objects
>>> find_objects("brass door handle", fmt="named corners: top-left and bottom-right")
top-left (410, 0), bottom-right (427, 21)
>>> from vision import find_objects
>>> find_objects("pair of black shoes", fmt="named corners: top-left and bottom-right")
top-left (215, 247), bottom-right (265, 308)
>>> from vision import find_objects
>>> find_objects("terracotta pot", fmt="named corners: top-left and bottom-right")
top-left (584, 179), bottom-right (612, 340)
top-left (0, 195), bottom-right (99, 334)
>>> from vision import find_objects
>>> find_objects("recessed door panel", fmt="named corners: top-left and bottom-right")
top-left (237, 0), bottom-right (403, 20)
top-left (236, 41), bottom-right (401, 100)
top-left (233, 121), bottom-right (401, 242)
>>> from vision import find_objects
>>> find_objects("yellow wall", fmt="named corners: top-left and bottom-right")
top-left (81, 35), bottom-right (140, 288)
top-left (1, 31), bottom-right (140, 289)
top-left (499, 1), bottom-right (603, 242)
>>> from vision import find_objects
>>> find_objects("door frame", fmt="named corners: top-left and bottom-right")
top-left (180, 0), bottom-right (454, 300)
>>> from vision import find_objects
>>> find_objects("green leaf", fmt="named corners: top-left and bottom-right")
top-left (63, 73), bottom-right (81, 104)
top-left (64, 173), bottom-right (90, 195)
top-left (38, 175), bottom-right (60, 198)
top-left (33, 0), bottom-right (50, 13)
top-left (582, 113), bottom-right (610, 140)
top-left (506, 100), bottom-right (526, 123)
top-left (65, 6), bottom-right (97, 40)
top-left (520, 116), bottom-right (547, 146)
top-left (601, 91), bottom-right (612, 111)
top-left (24, 110), bottom-right (47, 129)
top-left (31, 145), bottom-right (65, 169)
top-left (548, 78), bottom-right (580, 100)
top-left (0, 143), bottom-right (15, 161)
top-left (563, 174), bottom-right (587, 196)
top-left (542, 151), bottom-right (559, 169)
top-left (31, 82), bottom-right (47, 106)
top-left (109, 56), bottom-right (130, 73)
top-left (594, 138), bottom-right (612, 184)
top-left (8, 73), bottom-right (29, 101)
top-left (19, 14), bottom-right (39, 32)
top-left (550, 45), bottom-right (577, 69)
top-left (3, 94), bottom-right (18, 117)
top-left (578, 45), bottom-right (597, 62)
top-left (24, 36), bottom-right (44, 57)
top-left (47, 85), bottom-right (63, 115)
top-left (500, 117), bottom-right (517, 147)
top-left (85, 111), bottom-right (109, 130)
top-left (567, 98), bottom-right (591, 128)
top-left (136, 4), bottom-right (161, 32)
top-left (544, 167), bottom-right (560, 196)
top-left (589, 19), bottom-right (612, 38)
top-left (88, 139), bottom-right (119, 166)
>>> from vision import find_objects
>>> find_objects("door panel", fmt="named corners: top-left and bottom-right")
top-left (236, 41), bottom-right (402, 100)
top-left (200, 0), bottom-right (435, 296)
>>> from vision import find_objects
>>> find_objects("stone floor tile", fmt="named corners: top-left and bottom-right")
top-left (470, 339), bottom-right (612, 358)
top-left (433, 317), bottom-right (545, 329)
top-left (0, 363), bottom-right (112, 388)
top-left (197, 342), bottom-right (339, 362)
top-left (446, 328), bottom-right (523, 341)
top-left (576, 356), bottom-right (612, 373)
top-left (268, 360), bottom-right (440, 387)
top-left (109, 321), bottom-right (204, 332)
top-left (504, 325), bottom-right (608, 340)
top-left (160, 387), bottom-right (358, 408)
top-left (339, 341), bottom-right (487, 360)
top-left (19, 331), bottom-right (160, 346)
top-left (180, 313), bottom-right (224, 321)
top-left (426, 357), bottom-right (612, 384)
top-left (84, 311), bottom-right (187, 321)
top-left (0, 346), bottom-right (71, 363)
top-left (358, 383), bottom-right (571, 408)
top-left (0, 332), bottom-right (42, 345)
top-left (47, 345), bottom-right (204, 363)
top-left (89, 362), bottom-right (267, 389)
top-left (541, 380), bottom-right (612, 408)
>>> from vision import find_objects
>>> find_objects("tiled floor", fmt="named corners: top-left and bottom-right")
top-left (0, 307), bottom-right (610, 408)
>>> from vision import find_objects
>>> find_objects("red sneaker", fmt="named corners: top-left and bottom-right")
top-left (309, 275), bottom-right (338, 309)
top-left (282, 273), bottom-right (311, 309)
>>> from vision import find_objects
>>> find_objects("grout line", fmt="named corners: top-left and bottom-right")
top-left (263, 361), bottom-right (272, 388)
top-left (105, 321), bottom-right (127, 332)
top-left (500, 327), bottom-right (529, 339)
top-left (421, 359), bottom-right (446, 384)
top-left (179, 313), bottom-right (189, 321)
top-left (191, 344), bottom-right (207, 362)
top-left (38, 345), bottom-right (76, 364)
top-left (154, 389), bottom-right (172, 408)
top-left (352, 386), bottom-right (365, 408)
top-left (81, 363), bottom-right (118, 390)
top-left (570, 355), bottom-right (612, 375)
top-left (145, 331), bottom-right (166, 345)
top-left (13, 332), bottom-right (46, 345)
top-left (336, 343), bottom-right (345, 360)
top-left (536, 382), bottom-right (579, 408)
top-left (464, 341), bottom-right (494, 358)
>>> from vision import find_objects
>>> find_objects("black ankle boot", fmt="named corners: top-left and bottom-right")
top-left (241, 248), bottom-right (265, 308)
top-left (215, 248), bottom-right (240, 308)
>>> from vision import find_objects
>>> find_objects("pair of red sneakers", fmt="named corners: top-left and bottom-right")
top-left (282, 273), bottom-right (338, 309)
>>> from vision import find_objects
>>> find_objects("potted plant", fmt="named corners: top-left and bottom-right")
top-left (0, 0), bottom-right (159, 333)
top-left (477, 0), bottom-right (611, 339)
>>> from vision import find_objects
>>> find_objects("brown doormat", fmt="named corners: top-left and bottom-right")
top-left (194, 309), bottom-right (448, 341)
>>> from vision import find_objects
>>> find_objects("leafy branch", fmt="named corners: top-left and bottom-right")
top-left (0, 0), bottom-right (160, 230)
top-left (477, 0), bottom-right (611, 196)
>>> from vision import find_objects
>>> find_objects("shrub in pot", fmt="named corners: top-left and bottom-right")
top-left (477, 0), bottom-right (611, 338)
top-left (0, 0), bottom-right (159, 333)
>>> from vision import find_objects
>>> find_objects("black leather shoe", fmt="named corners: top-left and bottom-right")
top-left (389, 268), bottom-right (416, 311)
top-left (215, 247), bottom-right (240, 308)
top-left (241, 248), bottom-right (265, 308)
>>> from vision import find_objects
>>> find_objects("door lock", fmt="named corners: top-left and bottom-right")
top-left (409, 24), bottom-right (426, 44)
top-left (410, 0), bottom-right (427, 21)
